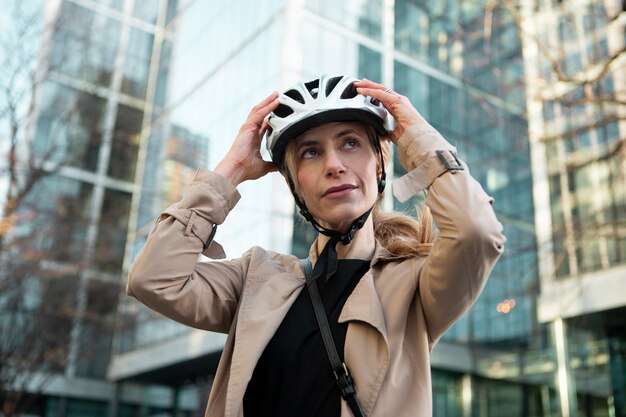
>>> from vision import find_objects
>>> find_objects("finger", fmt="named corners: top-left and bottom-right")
top-left (247, 98), bottom-right (280, 127)
top-left (259, 119), bottom-right (270, 137)
top-left (354, 78), bottom-right (385, 90)
top-left (355, 87), bottom-right (399, 104)
top-left (248, 91), bottom-right (279, 117)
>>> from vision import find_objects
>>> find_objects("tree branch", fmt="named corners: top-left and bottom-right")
top-left (540, 113), bottom-right (625, 143)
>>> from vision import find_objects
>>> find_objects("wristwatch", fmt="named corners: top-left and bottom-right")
top-left (436, 150), bottom-right (464, 171)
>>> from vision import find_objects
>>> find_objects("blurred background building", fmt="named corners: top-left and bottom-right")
top-left (0, 0), bottom-right (624, 416)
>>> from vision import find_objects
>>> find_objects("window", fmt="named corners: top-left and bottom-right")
top-left (108, 105), bottom-right (144, 181)
top-left (122, 28), bottom-right (155, 99)
top-left (49, 2), bottom-right (121, 87)
top-left (34, 81), bottom-right (107, 173)
top-left (93, 188), bottom-right (132, 272)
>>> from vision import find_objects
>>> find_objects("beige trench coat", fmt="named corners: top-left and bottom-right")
top-left (127, 123), bottom-right (506, 417)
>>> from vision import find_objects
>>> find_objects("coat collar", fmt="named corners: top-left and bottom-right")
top-left (307, 234), bottom-right (412, 269)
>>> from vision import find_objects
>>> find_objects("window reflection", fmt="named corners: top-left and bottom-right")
top-left (122, 28), bottom-right (154, 99)
top-left (394, 62), bottom-right (429, 119)
top-left (305, 0), bottom-right (382, 40)
top-left (76, 279), bottom-right (119, 378)
top-left (395, 0), bottom-right (429, 61)
top-left (19, 175), bottom-right (93, 264)
top-left (153, 39), bottom-right (172, 113)
top-left (162, 124), bottom-right (209, 203)
top-left (94, 188), bottom-right (132, 272)
top-left (34, 81), bottom-right (106, 173)
top-left (136, 124), bottom-right (165, 230)
top-left (165, 0), bottom-right (180, 25)
top-left (108, 104), bottom-right (143, 181)
top-left (50, 2), bottom-right (121, 87)
top-left (1, 275), bottom-right (78, 374)
top-left (132, 0), bottom-right (160, 23)
top-left (100, 0), bottom-right (123, 11)
top-left (357, 45), bottom-right (381, 83)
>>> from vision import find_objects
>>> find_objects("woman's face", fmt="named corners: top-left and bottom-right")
top-left (292, 121), bottom-right (380, 232)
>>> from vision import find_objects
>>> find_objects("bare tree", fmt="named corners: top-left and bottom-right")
top-left (461, 0), bottom-right (626, 279)
top-left (0, 2), bottom-right (118, 415)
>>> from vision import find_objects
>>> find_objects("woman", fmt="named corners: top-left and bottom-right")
top-left (127, 75), bottom-right (505, 417)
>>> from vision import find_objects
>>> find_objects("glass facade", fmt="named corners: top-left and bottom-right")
top-left (30, 0), bottom-right (161, 381)
top-left (49, 2), bottom-right (121, 88)
top-left (34, 81), bottom-right (107, 173)
top-left (1, 0), bottom-right (176, 414)
top-left (532, 1), bottom-right (626, 277)
top-left (108, 105), bottom-right (144, 181)
top-left (523, 0), bottom-right (626, 416)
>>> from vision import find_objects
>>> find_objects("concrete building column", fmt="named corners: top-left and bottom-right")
top-left (554, 317), bottom-right (578, 417)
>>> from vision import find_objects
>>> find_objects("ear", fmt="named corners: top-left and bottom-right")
top-left (376, 142), bottom-right (389, 176)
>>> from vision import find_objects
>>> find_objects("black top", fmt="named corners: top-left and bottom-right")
top-left (243, 259), bottom-right (370, 417)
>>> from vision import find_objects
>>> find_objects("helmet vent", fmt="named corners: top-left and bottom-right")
top-left (284, 89), bottom-right (305, 104)
top-left (325, 76), bottom-right (343, 96)
top-left (274, 103), bottom-right (294, 118)
top-left (340, 82), bottom-right (358, 99)
top-left (304, 79), bottom-right (320, 98)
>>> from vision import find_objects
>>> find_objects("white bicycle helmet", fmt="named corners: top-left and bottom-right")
top-left (266, 74), bottom-right (391, 165)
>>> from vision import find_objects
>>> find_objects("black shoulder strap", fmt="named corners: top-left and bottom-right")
top-left (301, 258), bottom-right (366, 417)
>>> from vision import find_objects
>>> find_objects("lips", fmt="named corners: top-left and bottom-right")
top-left (323, 184), bottom-right (357, 198)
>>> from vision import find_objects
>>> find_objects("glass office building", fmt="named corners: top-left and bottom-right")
top-left (521, 0), bottom-right (626, 416)
top-left (1, 0), bottom-right (201, 415)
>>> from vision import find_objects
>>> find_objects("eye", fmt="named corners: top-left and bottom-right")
top-left (301, 147), bottom-right (318, 159)
top-left (343, 138), bottom-right (360, 149)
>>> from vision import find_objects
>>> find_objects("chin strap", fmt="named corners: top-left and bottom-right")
top-left (287, 178), bottom-right (373, 246)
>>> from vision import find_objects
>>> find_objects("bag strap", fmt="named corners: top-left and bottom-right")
top-left (301, 258), bottom-right (366, 417)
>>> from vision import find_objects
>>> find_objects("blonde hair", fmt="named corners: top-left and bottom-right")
top-left (282, 123), bottom-right (434, 258)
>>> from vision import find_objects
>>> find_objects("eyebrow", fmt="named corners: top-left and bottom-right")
top-left (296, 128), bottom-right (362, 151)
top-left (335, 128), bottom-right (359, 138)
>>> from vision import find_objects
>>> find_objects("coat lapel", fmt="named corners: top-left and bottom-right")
top-left (338, 270), bottom-right (388, 342)
top-left (338, 269), bottom-right (390, 415)
top-left (225, 268), bottom-right (305, 417)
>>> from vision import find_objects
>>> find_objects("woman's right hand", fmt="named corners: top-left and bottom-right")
top-left (214, 92), bottom-right (280, 187)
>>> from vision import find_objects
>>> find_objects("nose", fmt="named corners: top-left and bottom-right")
top-left (323, 149), bottom-right (345, 177)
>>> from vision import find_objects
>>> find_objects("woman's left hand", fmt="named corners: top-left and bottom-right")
top-left (354, 79), bottom-right (427, 143)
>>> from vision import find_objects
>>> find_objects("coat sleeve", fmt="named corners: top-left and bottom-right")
top-left (126, 168), bottom-right (249, 333)
top-left (393, 123), bottom-right (506, 348)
